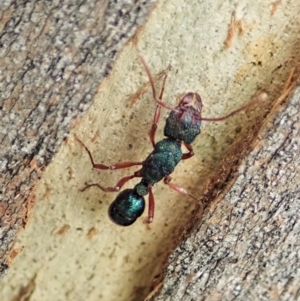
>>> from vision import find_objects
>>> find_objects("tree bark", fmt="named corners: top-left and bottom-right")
top-left (148, 84), bottom-right (300, 301)
top-left (1, 1), bottom-right (300, 301)
top-left (0, 0), bottom-right (156, 276)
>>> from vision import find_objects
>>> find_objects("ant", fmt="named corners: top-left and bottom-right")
top-left (76, 56), bottom-right (261, 226)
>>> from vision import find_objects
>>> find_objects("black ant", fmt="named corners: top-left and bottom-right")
top-left (76, 56), bottom-right (261, 226)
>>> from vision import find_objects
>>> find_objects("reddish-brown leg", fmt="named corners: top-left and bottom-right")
top-left (181, 142), bottom-right (195, 160)
top-left (164, 175), bottom-right (197, 200)
top-left (149, 73), bottom-right (168, 147)
top-left (164, 175), bottom-right (204, 216)
top-left (76, 138), bottom-right (143, 170)
top-left (146, 185), bottom-right (155, 224)
top-left (80, 170), bottom-right (142, 192)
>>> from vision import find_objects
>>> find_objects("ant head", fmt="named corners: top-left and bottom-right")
top-left (164, 92), bottom-right (202, 144)
top-left (178, 92), bottom-right (203, 113)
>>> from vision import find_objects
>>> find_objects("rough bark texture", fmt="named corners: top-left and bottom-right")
top-left (1, 1), bottom-right (300, 301)
top-left (0, 0), bottom-right (156, 276)
top-left (148, 85), bottom-right (300, 301)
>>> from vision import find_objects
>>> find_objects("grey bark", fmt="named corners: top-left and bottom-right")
top-left (0, 0), bottom-right (156, 276)
top-left (148, 86), bottom-right (300, 301)
top-left (1, 1), bottom-right (300, 300)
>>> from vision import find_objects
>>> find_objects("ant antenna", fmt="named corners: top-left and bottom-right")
top-left (139, 56), bottom-right (174, 111)
top-left (201, 92), bottom-right (267, 122)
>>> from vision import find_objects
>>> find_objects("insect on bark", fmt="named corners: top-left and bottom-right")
top-left (76, 56), bottom-right (263, 226)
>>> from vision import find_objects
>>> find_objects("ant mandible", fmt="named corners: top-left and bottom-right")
top-left (76, 56), bottom-right (260, 226)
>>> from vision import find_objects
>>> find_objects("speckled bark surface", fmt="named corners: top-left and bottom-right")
top-left (1, 0), bottom-right (300, 300)
top-left (0, 0), bottom-right (156, 275)
top-left (149, 86), bottom-right (300, 301)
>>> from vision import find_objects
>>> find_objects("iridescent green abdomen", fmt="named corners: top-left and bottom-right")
top-left (141, 138), bottom-right (182, 184)
top-left (108, 189), bottom-right (145, 226)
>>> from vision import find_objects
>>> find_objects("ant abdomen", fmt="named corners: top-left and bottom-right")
top-left (108, 189), bottom-right (145, 226)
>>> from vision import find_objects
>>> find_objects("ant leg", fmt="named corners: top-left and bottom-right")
top-left (81, 170), bottom-right (142, 193)
top-left (76, 138), bottom-right (143, 170)
top-left (181, 142), bottom-right (195, 160)
top-left (149, 73), bottom-right (168, 147)
top-left (164, 175), bottom-right (204, 216)
top-left (163, 175), bottom-right (196, 198)
top-left (146, 185), bottom-right (155, 223)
